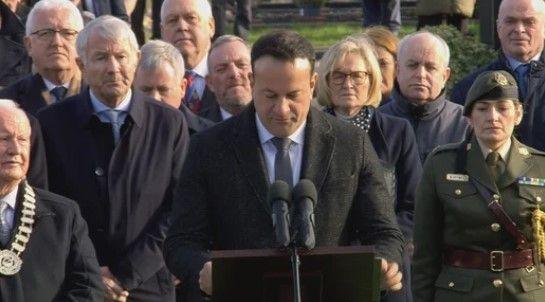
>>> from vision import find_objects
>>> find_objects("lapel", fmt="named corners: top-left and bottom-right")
top-left (230, 106), bottom-right (271, 214)
top-left (300, 108), bottom-right (335, 194)
top-left (466, 136), bottom-right (499, 193)
top-left (497, 138), bottom-right (532, 189)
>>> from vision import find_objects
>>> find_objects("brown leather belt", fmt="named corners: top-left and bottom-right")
top-left (444, 247), bottom-right (535, 272)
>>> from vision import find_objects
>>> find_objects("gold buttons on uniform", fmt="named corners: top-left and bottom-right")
top-left (539, 280), bottom-right (545, 287)
top-left (94, 167), bottom-right (104, 176)
top-left (492, 279), bottom-right (503, 288)
top-left (448, 282), bottom-right (455, 288)
top-left (536, 196), bottom-right (542, 203)
top-left (491, 223), bottom-right (501, 232)
top-left (454, 189), bottom-right (462, 195)
top-left (493, 194), bottom-right (500, 201)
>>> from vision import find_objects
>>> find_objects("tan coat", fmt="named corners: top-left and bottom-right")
top-left (415, 0), bottom-right (476, 18)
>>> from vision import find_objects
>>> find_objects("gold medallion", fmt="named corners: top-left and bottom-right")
top-left (0, 249), bottom-right (22, 275)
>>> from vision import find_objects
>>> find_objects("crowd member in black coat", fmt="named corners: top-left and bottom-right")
top-left (0, 0), bottom-right (84, 115)
top-left (38, 16), bottom-right (189, 302)
top-left (0, 100), bottom-right (104, 301)
top-left (450, 0), bottom-right (545, 151)
top-left (78, 0), bottom-right (129, 21)
top-left (164, 30), bottom-right (404, 301)
top-left (379, 31), bottom-right (469, 162)
top-left (203, 35), bottom-right (253, 122)
top-left (0, 1), bottom-right (31, 89)
top-left (135, 39), bottom-right (215, 135)
top-left (317, 36), bottom-right (421, 302)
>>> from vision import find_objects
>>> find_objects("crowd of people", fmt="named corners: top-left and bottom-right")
top-left (0, 0), bottom-right (544, 301)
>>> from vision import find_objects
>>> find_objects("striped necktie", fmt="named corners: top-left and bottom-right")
top-left (0, 201), bottom-right (10, 245)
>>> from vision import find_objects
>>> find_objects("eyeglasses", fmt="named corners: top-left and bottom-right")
top-left (31, 28), bottom-right (79, 41)
top-left (329, 71), bottom-right (369, 86)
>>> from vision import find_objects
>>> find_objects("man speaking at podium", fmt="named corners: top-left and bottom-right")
top-left (164, 30), bottom-right (405, 300)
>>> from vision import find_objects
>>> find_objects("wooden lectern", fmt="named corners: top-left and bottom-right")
top-left (211, 246), bottom-right (381, 302)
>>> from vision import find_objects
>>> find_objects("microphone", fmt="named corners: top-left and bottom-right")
top-left (292, 179), bottom-right (317, 249)
top-left (268, 180), bottom-right (291, 248)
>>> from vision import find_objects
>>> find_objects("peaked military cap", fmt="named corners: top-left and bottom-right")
top-left (463, 70), bottom-right (519, 116)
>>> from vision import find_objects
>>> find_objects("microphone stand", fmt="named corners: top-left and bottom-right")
top-left (289, 243), bottom-right (302, 302)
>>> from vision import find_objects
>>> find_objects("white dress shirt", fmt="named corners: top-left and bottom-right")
top-left (477, 137), bottom-right (512, 163)
top-left (220, 107), bottom-right (233, 121)
top-left (190, 56), bottom-right (209, 100)
top-left (255, 113), bottom-right (306, 185)
top-left (90, 89), bottom-right (132, 125)
top-left (0, 185), bottom-right (19, 235)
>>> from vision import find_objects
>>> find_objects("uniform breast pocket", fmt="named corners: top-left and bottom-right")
top-left (437, 182), bottom-right (478, 200)
top-left (518, 185), bottom-right (545, 205)
top-left (434, 271), bottom-right (474, 302)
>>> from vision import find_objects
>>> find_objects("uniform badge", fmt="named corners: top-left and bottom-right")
top-left (519, 147), bottom-right (530, 156)
top-left (494, 73), bottom-right (509, 85)
top-left (446, 174), bottom-right (469, 182)
top-left (518, 177), bottom-right (545, 187)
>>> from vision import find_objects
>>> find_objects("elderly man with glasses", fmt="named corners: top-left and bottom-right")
top-left (0, 0), bottom-right (84, 116)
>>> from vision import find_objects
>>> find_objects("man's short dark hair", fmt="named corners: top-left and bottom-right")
top-left (251, 30), bottom-right (316, 74)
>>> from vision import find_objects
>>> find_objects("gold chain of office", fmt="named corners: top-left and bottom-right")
top-left (0, 182), bottom-right (36, 276)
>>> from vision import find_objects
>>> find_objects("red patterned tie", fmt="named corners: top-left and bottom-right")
top-left (183, 71), bottom-right (202, 113)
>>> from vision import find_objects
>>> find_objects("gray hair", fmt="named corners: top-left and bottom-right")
top-left (76, 15), bottom-right (139, 64)
top-left (160, 0), bottom-right (212, 24)
top-left (398, 31), bottom-right (451, 67)
top-left (208, 34), bottom-right (249, 66)
top-left (0, 99), bottom-right (30, 126)
top-left (26, 0), bottom-right (84, 35)
top-left (138, 40), bottom-right (185, 82)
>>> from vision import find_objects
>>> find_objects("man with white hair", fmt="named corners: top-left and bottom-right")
top-left (0, 0), bottom-right (84, 115)
top-left (379, 31), bottom-right (470, 162)
top-left (0, 99), bottom-right (104, 301)
top-left (160, 0), bottom-right (218, 116)
top-left (451, 0), bottom-right (545, 151)
top-left (38, 16), bottom-right (189, 301)
top-left (135, 39), bottom-right (214, 134)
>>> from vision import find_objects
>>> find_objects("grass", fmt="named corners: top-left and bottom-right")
top-left (246, 21), bottom-right (481, 49)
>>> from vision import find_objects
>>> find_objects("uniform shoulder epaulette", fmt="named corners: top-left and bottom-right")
top-left (527, 146), bottom-right (545, 157)
top-left (430, 142), bottom-right (462, 155)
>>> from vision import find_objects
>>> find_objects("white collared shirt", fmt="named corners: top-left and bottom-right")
top-left (42, 78), bottom-right (69, 91)
top-left (255, 113), bottom-right (306, 185)
top-left (0, 185), bottom-right (19, 235)
top-left (219, 107), bottom-right (233, 121)
top-left (90, 89), bottom-right (132, 125)
top-left (477, 137), bottom-right (512, 163)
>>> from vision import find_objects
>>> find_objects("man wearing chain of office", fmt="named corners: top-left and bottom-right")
top-left (0, 99), bottom-right (104, 301)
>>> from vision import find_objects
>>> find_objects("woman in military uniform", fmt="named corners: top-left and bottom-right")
top-left (412, 70), bottom-right (545, 302)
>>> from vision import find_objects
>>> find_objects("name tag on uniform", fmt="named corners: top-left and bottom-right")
top-left (518, 177), bottom-right (545, 187)
top-left (446, 174), bottom-right (469, 182)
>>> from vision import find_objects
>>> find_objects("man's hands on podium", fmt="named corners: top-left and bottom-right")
top-left (101, 266), bottom-right (130, 302)
top-left (380, 258), bottom-right (402, 291)
top-left (199, 261), bottom-right (213, 296)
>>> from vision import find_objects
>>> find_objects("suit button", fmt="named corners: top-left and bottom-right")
top-left (492, 279), bottom-right (503, 288)
top-left (454, 189), bottom-right (462, 195)
top-left (94, 167), bottom-right (104, 176)
top-left (491, 223), bottom-right (501, 232)
top-left (448, 282), bottom-right (455, 288)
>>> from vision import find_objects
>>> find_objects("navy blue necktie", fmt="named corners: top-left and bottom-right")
top-left (271, 137), bottom-right (293, 188)
top-left (50, 86), bottom-right (68, 102)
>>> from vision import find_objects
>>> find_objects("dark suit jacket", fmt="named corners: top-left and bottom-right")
top-left (37, 89), bottom-right (189, 300)
top-left (27, 114), bottom-right (48, 190)
top-left (0, 73), bottom-right (82, 116)
top-left (195, 86), bottom-right (221, 121)
top-left (179, 104), bottom-right (215, 135)
top-left (164, 105), bottom-right (404, 296)
top-left (0, 1), bottom-right (31, 89)
top-left (80, 0), bottom-right (129, 21)
top-left (368, 110), bottom-right (422, 240)
top-left (0, 182), bottom-right (104, 301)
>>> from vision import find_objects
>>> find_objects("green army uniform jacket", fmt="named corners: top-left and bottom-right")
top-left (413, 135), bottom-right (545, 302)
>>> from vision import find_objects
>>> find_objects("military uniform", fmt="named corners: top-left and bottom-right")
top-left (413, 70), bottom-right (545, 301)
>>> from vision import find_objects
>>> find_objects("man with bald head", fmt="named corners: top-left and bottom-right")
top-left (0, 99), bottom-right (103, 301)
top-left (379, 31), bottom-right (470, 162)
top-left (451, 0), bottom-right (545, 151)
top-left (0, 0), bottom-right (84, 115)
top-left (160, 0), bottom-right (218, 116)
